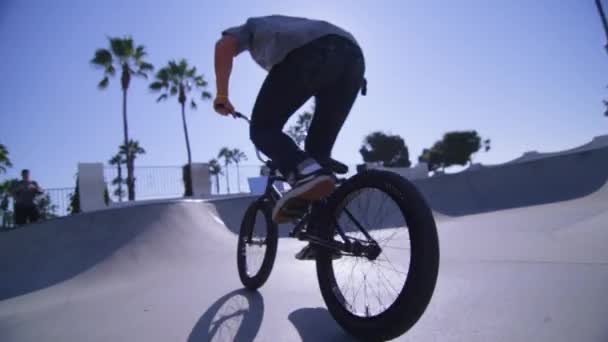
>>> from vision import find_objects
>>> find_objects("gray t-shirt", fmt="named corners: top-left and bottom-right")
top-left (222, 15), bottom-right (358, 71)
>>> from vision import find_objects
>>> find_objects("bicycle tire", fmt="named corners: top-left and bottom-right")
top-left (316, 170), bottom-right (440, 341)
top-left (237, 198), bottom-right (279, 290)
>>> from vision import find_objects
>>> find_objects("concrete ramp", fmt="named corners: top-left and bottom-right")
top-left (0, 202), bottom-right (234, 301)
top-left (1, 188), bottom-right (607, 341)
top-left (414, 145), bottom-right (608, 216)
top-left (1, 139), bottom-right (608, 341)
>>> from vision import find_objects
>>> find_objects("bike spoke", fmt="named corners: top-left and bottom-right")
top-left (329, 186), bottom-right (411, 318)
top-left (374, 265), bottom-right (400, 296)
top-left (372, 259), bottom-right (408, 277)
top-left (383, 244), bottom-right (410, 251)
top-left (375, 254), bottom-right (408, 276)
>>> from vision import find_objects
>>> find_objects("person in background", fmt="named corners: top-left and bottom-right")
top-left (11, 169), bottom-right (42, 226)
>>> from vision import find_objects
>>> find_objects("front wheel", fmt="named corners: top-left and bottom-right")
top-left (316, 170), bottom-right (440, 341)
top-left (237, 198), bottom-right (278, 290)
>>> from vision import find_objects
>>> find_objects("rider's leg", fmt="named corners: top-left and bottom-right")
top-left (250, 45), bottom-right (337, 223)
top-left (305, 42), bottom-right (365, 164)
top-left (249, 61), bottom-right (312, 177)
top-left (295, 39), bottom-right (365, 259)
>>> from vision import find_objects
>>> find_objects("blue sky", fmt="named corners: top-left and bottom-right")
top-left (1, 0), bottom-right (607, 188)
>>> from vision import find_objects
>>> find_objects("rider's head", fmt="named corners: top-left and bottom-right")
top-left (21, 169), bottom-right (30, 181)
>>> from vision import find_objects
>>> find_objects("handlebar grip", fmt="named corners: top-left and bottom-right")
top-left (232, 112), bottom-right (250, 122)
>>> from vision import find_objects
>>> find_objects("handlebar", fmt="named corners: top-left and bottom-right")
top-left (231, 111), bottom-right (249, 122)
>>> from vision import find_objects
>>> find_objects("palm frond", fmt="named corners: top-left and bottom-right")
top-left (123, 37), bottom-right (134, 57)
top-left (111, 178), bottom-right (124, 186)
top-left (170, 85), bottom-right (178, 96)
top-left (134, 70), bottom-right (148, 79)
top-left (155, 67), bottom-right (170, 82)
top-left (168, 60), bottom-right (180, 75)
top-left (218, 147), bottom-right (234, 164)
top-left (156, 94), bottom-right (169, 102)
top-left (91, 49), bottom-right (113, 68)
top-left (149, 81), bottom-right (164, 91)
top-left (134, 45), bottom-right (146, 60)
top-left (106, 64), bottom-right (116, 76)
top-left (202, 91), bottom-right (212, 100)
top-left (138, 62), bottom-right (154, 72)
top-left (109, 37), bottom-right (127, 60)
top-left (108, 154), bottom-right (124, 165)
top-left (186, 66), bottom-right (196, 78)
top-left (195, 76), bottom-right (208, 87)
top-left (178, 59), bottom-right (188, 75)
top-left (190, 99), bottom-right (197, 110)
top-left (98, 76), bottom-right (110, 89)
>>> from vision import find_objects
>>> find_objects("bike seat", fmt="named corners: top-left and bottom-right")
top-left (320, 158), bottom-right (349, 175)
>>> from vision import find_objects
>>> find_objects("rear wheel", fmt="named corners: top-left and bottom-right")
top-left (316, 170), bottom-right (440, 341)
top-left (237, 198), bottom-right (278, 290)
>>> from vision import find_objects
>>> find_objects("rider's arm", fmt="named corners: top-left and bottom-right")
top-left (32, 181), bottom-right (43, 194)
top-left (214, 35), bottom-right (238, 98)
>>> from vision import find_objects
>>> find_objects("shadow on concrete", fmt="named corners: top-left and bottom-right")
top-left (188, 289), bottom-right (264, 342)
top-left (288, 307), bottom-right (358, 341)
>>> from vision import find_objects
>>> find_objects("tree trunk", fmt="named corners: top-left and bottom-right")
top-left (236, 162), bottom-right (241, 193)
top-left (215, 174), bottom-right (220, 194)
top-left (123, 88), bottom-right (135, 201)
top-left (225, 162), bottom-right (230, 194)
top-left (180, 102), bottom-right (192, 167)
top-left (181, 100), bottom-right (193, 196)
top-left (121, 67), bottom-right (134, 201)
top-left (117, 163), bottom-right (123, 202)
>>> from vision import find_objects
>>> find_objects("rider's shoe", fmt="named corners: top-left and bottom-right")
top-left (295, 243), bottom-right (342, 261)
top-left (273, 159), bottom-right (335, 223)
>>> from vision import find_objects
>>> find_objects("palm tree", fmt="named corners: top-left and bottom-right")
top-left (119, 140), bottom-right (146, 200)
top-left (91, 36), bottom-right (154, 200)
top-left (231, 149), bottom-right (247, 193)
top-left (1, 179), bottom-right (16, 227)
top-left (208, 159), bottom-right (223, 195)
top-left (287, 109), bottom-right (313, 148)
top-left (0, 144), bottom-right (12, 174)
top-left (218, 147), bottom-right (234, 194)
top-left (149, 59), bottom-right (212, 170)
top-left (108, 153), bottom-right (126, 202)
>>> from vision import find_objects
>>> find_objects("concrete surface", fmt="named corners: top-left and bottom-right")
top-left (1, 143), bottom-right (608, 341)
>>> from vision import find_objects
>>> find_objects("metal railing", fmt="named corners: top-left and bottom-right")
top-left (1, 162), bottom-right (361, 227)
top-left (0, 187), bottom-right (74, 228)
top-left (45, 187), bottom-right (74, 217)
top-left (104, 166), bottom-right (184, 202)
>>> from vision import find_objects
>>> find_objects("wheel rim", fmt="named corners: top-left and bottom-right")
top-left (329, 187), bottom-right (411, 318)
top-left (242, 209), bottom-right (268, 278)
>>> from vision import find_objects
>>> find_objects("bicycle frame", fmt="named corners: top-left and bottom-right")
top-left (234, 112), bottom-right (381, 260)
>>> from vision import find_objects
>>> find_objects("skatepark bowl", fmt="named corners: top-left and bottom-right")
top-left (1, 138), bottom-right (607, 341)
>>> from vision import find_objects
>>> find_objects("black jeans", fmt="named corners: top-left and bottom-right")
top-left (14, 204), bottom-right (39, 225)
top-left (250, 35), bottom-right (365, 176)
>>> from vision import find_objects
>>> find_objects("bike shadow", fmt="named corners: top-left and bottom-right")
top-left (288, 307), bottom-right (360, 342)
top-left (188, 289), bottom-right (264, 342)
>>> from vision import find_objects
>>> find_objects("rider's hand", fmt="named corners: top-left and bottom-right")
top-left (214, 96), bottom-right (235, 116)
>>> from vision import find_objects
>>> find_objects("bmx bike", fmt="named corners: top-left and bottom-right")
top-left (233, 112), bottom-right (439, 341)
